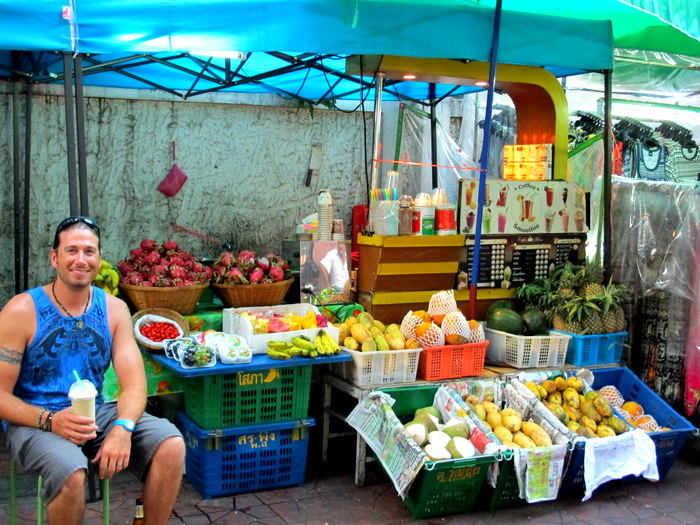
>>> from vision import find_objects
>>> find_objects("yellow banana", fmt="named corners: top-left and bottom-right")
top-left (267, 348), bottom-right (292, 360)
top-left (313, 335), bottom-right (329, 356)
top-left (322, 330), bottom-right (341, 354)
top-left (267, 340), bottom-right (294, 350)
top-left (291, 336), bottom-right (316, 352)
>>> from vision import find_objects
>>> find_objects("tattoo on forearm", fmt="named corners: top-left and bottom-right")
top-left (0, 346), bottom-right (23, 365)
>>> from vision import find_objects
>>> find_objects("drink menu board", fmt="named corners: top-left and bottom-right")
top-left (458, 179), bottom-right (587, 236)
top-left (457, 233), bottom-right (586, 289)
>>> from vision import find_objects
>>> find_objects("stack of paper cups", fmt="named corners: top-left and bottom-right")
top-left (317, 189), bottom-right (333, 240)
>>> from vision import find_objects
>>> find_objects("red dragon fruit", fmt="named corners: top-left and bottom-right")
top-left (117, 239), bottom-right (209, 287)
top-left (249, 267), bottom-right (265, 284)
top-left (140, 239), bottom-right (158, 252)
top-left (268, 265), bottom-right (286, 282)
top-left (162, 240), bottom-right (179, 252)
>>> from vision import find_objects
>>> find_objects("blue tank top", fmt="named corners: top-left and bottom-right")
top-left (14, 286), bottom-right (112, 411)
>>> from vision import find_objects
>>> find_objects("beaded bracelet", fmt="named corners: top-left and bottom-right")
top-left (36, 408), bottom-right (47, 429)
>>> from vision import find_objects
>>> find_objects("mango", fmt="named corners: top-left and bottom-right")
top-left (580, 400), bottom-right (603, 423)
top-left (513, 431), bottom-right (537, 449)
top-left (350, 323), bottom-right (372, 344)
top-left (524, 381), bottom-right (543, 400)
top-left (482, 401), bottom-right (500, 414)
top-left (405, 337), bottom-right (420, 349)
top-left (541, 379), bottom-right (557, 394)
top-left (562, 387), bottom-right (580, 408)
top-left (337, 322), bottom-right (350, 342)
top-left (566, 376), bottom-right (585, 393)
top-left (554, 376), bottom-right (568, 391)
top-left (500, 408), bottom-right (522, 433)
top-left (606, 416), bottom-right (629, 435)
top-left (576, 426), bottom-right (597, 439)
top-left (345, 316), bottom-right (358, 327)
top-left (579, 415), bottom-right (598, 433)
top-left (384, 323), bottom-right (402, 335)
top-left (563, 405), bottom-right (582, 422)
top-left (546, 391), bottom-right (563, 405)
top-left (464, 394), bottom-right (480, 406)
top-left (566, 420), bottom-right (581, 433)
top-left (486, 410), bottom-right (502, 430)
top-left (369, 326), bottom-right (383, 338)
top-left (385, 334), bottom-right (405, 350)
top-left (521, 421), bottom-right (552, 447)
top-left (343, 337), bottom-right (359, 350)
top-left (545, 401), bottom-right (568, 424)
top-left (373, 320), bottom-right (386, 333)
top-left (356, 312), bottom-right (375, 329)
top-left (472, 403), bottom-right (487, 422)
top-left (592, 396), bottom-right (613, 417)
top-left (584, 390), bottom-right (600, 400)
top-left (361, 339), bottom-right (377, 352)
top-left (596, 424), bottom-right (616, 438)
top-left (493, 426), bottom-right (514, 444)
top-left (374, 334), bottom-right (389, 351)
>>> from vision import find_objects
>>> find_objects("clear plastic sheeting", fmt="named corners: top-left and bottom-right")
top-left (610, 178), bottom-right (700, 407)
top-left (613, 49), bottom-right (700, 95)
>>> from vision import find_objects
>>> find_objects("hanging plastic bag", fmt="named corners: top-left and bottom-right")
top-left (157, 142), bottom-right (188, 196)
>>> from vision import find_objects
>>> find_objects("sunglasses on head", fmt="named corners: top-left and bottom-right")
top-left (53, 216), bottom-right (101, 249)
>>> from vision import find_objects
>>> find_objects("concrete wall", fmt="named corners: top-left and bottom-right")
top-left (0, 84), bottom-right (373, 305)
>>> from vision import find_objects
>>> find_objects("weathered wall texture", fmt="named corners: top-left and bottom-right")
top-left (0, 85), bottom-right (373, 305)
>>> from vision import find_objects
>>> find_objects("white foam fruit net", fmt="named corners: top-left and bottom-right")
top-left (633, 414), bottom-right (660, 432)
top-left (441, 311), bottom-right (485, 343)
top-left (428, 290), bottom-right (458, 318)
top-left (416, 322), bottom-right (445, 347)
top-left (400, 310), bottom-right (423, 340)
top-left (597, 385), bottom-right (625, 408)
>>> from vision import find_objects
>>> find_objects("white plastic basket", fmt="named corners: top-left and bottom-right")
top-left (331, 347), bottom-right (422, 386)
top-left (484, 328), bottom-right (571, 369)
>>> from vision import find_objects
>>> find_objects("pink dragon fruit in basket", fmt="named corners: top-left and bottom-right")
top-left (211, 250), bottom-right (292, 285)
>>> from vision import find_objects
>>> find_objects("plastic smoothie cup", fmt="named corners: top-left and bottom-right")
top-left (69, 379), bottom-right (97, 420)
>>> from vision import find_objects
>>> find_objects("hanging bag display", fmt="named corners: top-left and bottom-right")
top-left (635, 142), bottom-right (666, 181)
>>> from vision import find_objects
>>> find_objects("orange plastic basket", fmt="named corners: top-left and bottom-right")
top-left (416, 340), bottom-right (489, 380)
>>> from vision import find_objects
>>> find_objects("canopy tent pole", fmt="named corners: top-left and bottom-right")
top-left (429, 83), bottom-right (438, 189)
top-left (468, 0), bottom-right (503, 319)
top-left (370, 72), bottom-right (385, 192)
top-left (63, 52), bottom-right (80, 215)
top-left (22, 82), bottom-right (32, 292)
top-left (603, 68), bottom-right (613, 279)
top-left (12, 80), bottom-right (21, 294)
top-left (75, 54), bottom-right (90, 216)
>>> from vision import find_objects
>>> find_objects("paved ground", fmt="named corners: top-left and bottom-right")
top-left (2, 431), bottom-right (699, 525)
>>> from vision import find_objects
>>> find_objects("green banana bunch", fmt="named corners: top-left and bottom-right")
top-left (93, 259), bottom-right (120, 295)
top-left (291, 335), bottom-right (317, 352)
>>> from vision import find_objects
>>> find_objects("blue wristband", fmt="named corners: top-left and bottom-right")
top-left (114, 419), bottom-right (136, 432)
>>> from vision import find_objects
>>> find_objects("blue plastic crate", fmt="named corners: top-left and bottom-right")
top-left (591, 367), bottom-right (695, 481)
top-left (176, 411), bottom-right (314, 498)
top-left (550, 330), bottom-right (627, 366)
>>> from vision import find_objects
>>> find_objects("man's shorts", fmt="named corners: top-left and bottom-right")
top-left (6, 402), bottom-right (183, 503)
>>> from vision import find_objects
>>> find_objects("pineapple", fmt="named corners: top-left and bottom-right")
top-left (580, 263), bottom-right (605, 297)
top-left (557, 296), bottom-right (604, 335)
top-left (600, 281), bottom-right (628, 333)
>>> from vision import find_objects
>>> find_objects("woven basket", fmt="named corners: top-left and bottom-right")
top-left (211, 279), bottom-right (293, 308)
top-left (119, 283), bottom-right (209, 315)
top-left (131, 308), bottom-right (190, 350)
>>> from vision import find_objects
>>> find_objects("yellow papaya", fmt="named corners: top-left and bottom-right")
top-left (361, 339), bottom-right (377, 352)
top-left (592, 396), bottom-right (613, 417)
top-left (521, 421), bottom-right (552, 447)
top-left (343, 336), bottom-right (359, 350)
top-left (606, 416), bottom-right (630, 435)
top-left (579, 415), bottom-right (598, 433)
top-left (554, 376), bottom-right (568, 391)
top-left (541, 379), bottom-right (557, 394)
top-left (596, 424), bottom-right (616, 438)
top-left (566, 376), bottom-right (585, 393)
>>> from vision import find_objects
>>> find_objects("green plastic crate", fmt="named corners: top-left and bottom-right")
top-left (379, 385), bottom-right (498, 520)
top-left (474, 452), bottom-right (526, 511)
top-left (182, 365), bottom-right (312, 429)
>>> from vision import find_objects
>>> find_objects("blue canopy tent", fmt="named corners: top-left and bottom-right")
top-left (1, 1), bottom-right (697, 294)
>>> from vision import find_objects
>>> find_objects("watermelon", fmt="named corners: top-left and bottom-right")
top-left (485, 300), bottom-right (515, 321)
top-left (521, 307), bottom-right (549, 335)
top-left (487, 308), bottom-right (523, 335)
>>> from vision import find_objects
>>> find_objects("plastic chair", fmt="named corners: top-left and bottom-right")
top-left (9, 456), bottom-right (110, 525)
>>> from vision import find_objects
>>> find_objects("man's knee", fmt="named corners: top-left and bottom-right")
top-left (153, 435), bottom-right (185, 466)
